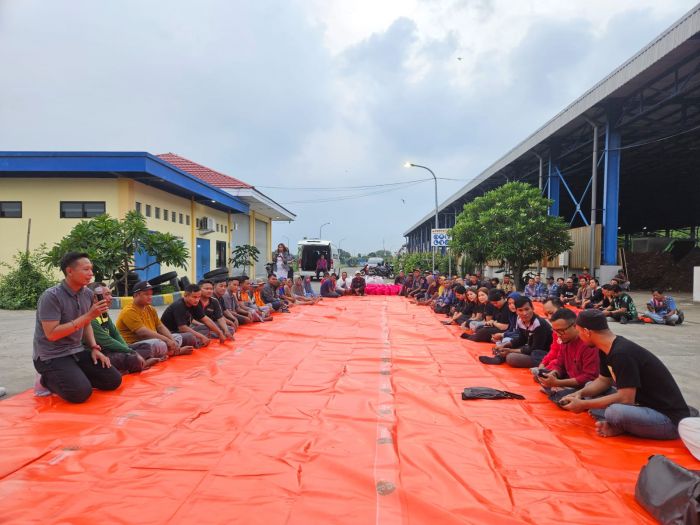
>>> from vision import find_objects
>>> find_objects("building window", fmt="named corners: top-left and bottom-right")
top-left (163, 209), bottom-right (169, 221)
top-left (186, 215), bottom-right (190, 226)
top-left (216, 241), bottom-right (227, 268)
top-left (172, 212), bottom-right (176, 223)
top-left (0, 201), bottom-right (22, 218)
top-left (155, 207), bottom-right (161, 219)
top-left (224, 225), bottom-right (228, 234)
top-left (135, 202), bottom-right (142, 214)
top-left (145, 204), bottom-right (152, 217)
top-left (60, 201), bottom-right (106, 218)
top-left (179, 213), bottom-right (183, 224)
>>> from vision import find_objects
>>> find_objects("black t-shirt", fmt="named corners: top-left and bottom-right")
top-left (161, 298), bottom-right (206, 332)
top-left (600, 336), bottom-right (690, 425)
top-left (486, 302), bottom-right (510, 325)
top-left (473, 302), bottom-right (486, 317)
top-left (560, 286), bottom-right (576, 299)
top-left (590, 288), bottom-right (604, 304)
top-left (202, 298), bottom-right (223, 321)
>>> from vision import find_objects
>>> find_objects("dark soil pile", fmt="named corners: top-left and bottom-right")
top-left (626, 248), bottom-right (700, 292)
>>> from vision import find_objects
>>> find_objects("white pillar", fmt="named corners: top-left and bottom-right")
top-left (694, 267), bottom-right (700, 302)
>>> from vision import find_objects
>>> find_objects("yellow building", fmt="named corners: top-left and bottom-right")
top-left (0, 152), bottom-right (295, 284)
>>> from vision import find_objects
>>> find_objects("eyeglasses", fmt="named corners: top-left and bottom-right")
top-left (553, 322), bottom-right (575, 335)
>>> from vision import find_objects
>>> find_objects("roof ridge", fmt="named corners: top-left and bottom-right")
top-left (157, 153), bottom-right (253, 189)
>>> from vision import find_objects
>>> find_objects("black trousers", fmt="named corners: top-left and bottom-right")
top-left (34, 350), bottom-right (122, 403)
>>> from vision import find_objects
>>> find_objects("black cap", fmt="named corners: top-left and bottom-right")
top-left (576, 309), bottom-right (609, 331)
top-left (132, 281), bottom-right (153, 295)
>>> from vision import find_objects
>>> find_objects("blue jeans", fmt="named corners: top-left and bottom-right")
top-left (593, 404), bottom-right (679, 440)
top-left (645, 312), bottom-right (679, 325)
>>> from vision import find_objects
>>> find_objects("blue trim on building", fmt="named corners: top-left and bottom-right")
top-left (0, 151), bottom-right (249, 214)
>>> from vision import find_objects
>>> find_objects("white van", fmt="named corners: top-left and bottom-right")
top-left (297, 239), bottom-right (340, 280)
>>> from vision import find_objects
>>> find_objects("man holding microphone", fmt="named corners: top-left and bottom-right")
top-left (33, 252), bottom-right (122, 403)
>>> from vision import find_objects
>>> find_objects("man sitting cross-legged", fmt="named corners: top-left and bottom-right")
top-left (560, 309), bottom-right (691, 439)
top-left (160, 284), bottom-right (229, 347)
top-left (537, 308), bottom-right (600, 404)
top-left (262, 274), bottom-right (290, 309)
top-left (116, 280), bottom-right (195, 358)
top-left (602, 283), bottom-right (638, 324)
top-left (198, 279), bottom-right (236, 340)
top-left (88, 283), bottom-right (162, 374)
top-left (640, 288), bottom-right (682, 326)
top-left (350, 271), bottom-right (366, 296)
top-left (481, 296), bottom-right (552, 367)
top-left (216, 278), bottom-right (256, 325)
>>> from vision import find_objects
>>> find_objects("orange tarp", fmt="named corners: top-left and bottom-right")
top-left (1, 296), bottom-right (698, 524)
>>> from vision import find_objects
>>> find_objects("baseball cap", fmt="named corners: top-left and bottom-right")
top-left (132, 281), bottom-right (153, 294)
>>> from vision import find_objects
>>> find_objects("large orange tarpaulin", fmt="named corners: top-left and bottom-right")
top-left (1, 296), bottom-right (698, 524)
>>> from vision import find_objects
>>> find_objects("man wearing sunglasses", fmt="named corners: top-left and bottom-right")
top-left (537, 308), bottom-right (599, 404)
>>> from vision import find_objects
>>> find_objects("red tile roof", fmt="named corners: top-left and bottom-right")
top-left (157, 153), bottom-right (252, 189)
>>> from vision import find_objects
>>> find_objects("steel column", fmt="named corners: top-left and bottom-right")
top-left (547, 146), bottom-right (560, 216)
top-left (602, 108), bottom-right (622, 265)
top-left (586, 120), bottom-right (599, 272)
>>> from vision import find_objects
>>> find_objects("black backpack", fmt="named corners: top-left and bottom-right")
top-left (635, 455), bottom-right (700, 524)
top-left (461, 387), bottom-right (524, 400)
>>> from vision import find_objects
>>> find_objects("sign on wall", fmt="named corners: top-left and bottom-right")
top-left (431, 229), bottom-right (451, 247)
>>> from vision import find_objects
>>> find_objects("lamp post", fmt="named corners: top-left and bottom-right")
top-left (319, 222), bottom-right (331, 239)
top-left (338, 237), bottom-right (346, 270)
top-left (405, 162), bottom-right (439, 272)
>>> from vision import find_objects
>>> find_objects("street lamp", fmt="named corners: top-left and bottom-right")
top-left (319, 221), bottom-right (331, 239)
top-left (405, 162), bottom-right (439, 272)
top-left (338, 237), bottom-right (347, 269)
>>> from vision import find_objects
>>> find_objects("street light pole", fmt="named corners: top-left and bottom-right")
top-left (319, 222), bottom-right (331, 239)
top-left (405, 162), bottom-right (438, 272)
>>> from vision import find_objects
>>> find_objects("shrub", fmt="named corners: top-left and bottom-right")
top-left (0, 248), bottom-right (58, 310)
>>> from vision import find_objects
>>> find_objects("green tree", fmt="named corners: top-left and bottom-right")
top-left (43, 211), bottom-right (189, 290)
top-left (229, 244), bottom-right (260, 275)
top-left (450, 182), bottom-right (572, 289)
top-left (0, 247), bottom-right (58, 310)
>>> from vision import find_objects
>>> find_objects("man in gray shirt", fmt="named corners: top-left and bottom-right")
top-left (33, 252), bottom-right (122, 403)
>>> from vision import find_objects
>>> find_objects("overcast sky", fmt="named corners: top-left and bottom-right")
top-left (0, 0), bottom-right (696, 255)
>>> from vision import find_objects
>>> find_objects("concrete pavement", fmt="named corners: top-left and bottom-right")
top-left (1, 290), bottom-right (699, 409)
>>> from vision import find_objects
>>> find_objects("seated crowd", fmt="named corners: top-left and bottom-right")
top-left (396, 267), bottom-right (699, 456)
top-left (33, 252), bottom-right (366, 404)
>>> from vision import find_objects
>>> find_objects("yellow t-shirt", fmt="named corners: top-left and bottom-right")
top-left (116, 303), bottom-right (162, 344)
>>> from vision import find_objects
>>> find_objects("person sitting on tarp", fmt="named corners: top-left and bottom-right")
top-left (399, 271), bottom-right (414, 296)
top-left (394, 270), bottom-right (406, 287)
top-left (198, 280), bottom-right (236, 339)
top-left (559, 278), bottom-right (578, 305)
top-left (582, 278), bottom-right (603, 309)
top-left (218, 279), bottom-right (256, 324)
top-left (161, 284), bottom-right (230, 346)
top-left (88, 282), bottom-right (162, 374)
top-left (537, 308), bottom-right (600, 404)
top-left (467, 289), bottom-right (511, 342)
top-left (350, 271), bottom-right (366, 296)
top-left (560, 309), bottom-right (691, 439)
top-left (547, 276), bottom-right (563, 299)
top-left (443, 285), bottom-right (468, 324)
top-left (411, 275), bottom-right (436, 304)
top-left (640, 288), bottom-right (682, 326)
top-left (320, 273), bottom-right (341, 298)
top-left (570, 277), bottom-right (592, 308)
top-left (239, 278), bottom-right (273, 319)
top-left (490, 291), bottom-right (520, 348)
top-left (434, 279), bottom-right (455, 313)
top-left (261, 274), bottom-right (290, 310)
top-left (33, 252), bottom-right (122, 403)
top-left (481, 296), bottom-right (553, 366)
top-left (602, 284), bottom-right (638, 324)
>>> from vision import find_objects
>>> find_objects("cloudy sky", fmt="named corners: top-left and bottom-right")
top-left (0, 0), bottom-right (695, 255)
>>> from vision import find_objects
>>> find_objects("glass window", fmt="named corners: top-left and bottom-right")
top-left (186, 215), bottom-right (190, 226)
top-left (60, 201), bottom-right (105, 218)
top-left (172, 212), bottom-right (176, 223)
top-left (216, 241), bottom-right (227, 268)
top-left (155, 207), bottom-right (160, 219)
top-left (164, 209), bottom-right (169, 221)
top-left (179, 213), bottom-right (183, 224)
top-left (145, 204), bottom-right (152, 217)
top-left (135, 202), bottom-right (142, 214)
top-left (0, 201), bottom-right (22, 218)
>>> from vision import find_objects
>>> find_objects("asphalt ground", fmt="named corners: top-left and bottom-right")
top-left (1, 286), bottom-right (698, 409)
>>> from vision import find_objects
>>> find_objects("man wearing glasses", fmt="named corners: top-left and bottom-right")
top-left (537, 308), bottom-right (599, 404)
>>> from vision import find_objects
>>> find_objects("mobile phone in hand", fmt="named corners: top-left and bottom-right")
top-left (95, 292), bottom-right (109, 321)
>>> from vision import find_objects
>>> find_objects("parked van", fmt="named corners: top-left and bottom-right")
top-left (297, 239), bottom-right (340, 280)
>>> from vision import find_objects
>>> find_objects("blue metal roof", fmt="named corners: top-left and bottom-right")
top-left (0, 151), bottom-right (249, 214)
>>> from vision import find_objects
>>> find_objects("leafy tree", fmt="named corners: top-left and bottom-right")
top-left (230, 244), bottom-right (260, 274)
top-left (0, 247), bottom-right (58, 310)
top-left (450, 182), bottom-right (572, 289)
top-left (43, 211), bottom-right (188, 290)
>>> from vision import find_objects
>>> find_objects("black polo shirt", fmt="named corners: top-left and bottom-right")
top-left (161, 298), bottom-right (205, 332)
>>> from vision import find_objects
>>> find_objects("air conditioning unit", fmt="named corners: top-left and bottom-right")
top-left (558, 251), bottom-right (570, 267)
top-left (198, 216), bottom-right (215, 233)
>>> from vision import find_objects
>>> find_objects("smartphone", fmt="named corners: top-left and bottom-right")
top-left (95, 292), bottom-right (109, 321)
top-left (537, 369), bottom-right (549, 378)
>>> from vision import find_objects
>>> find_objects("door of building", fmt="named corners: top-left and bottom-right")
top-left (134, 248), bottom-right (161, 282)
top-left (196, 237), bottom-right (210, 282)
